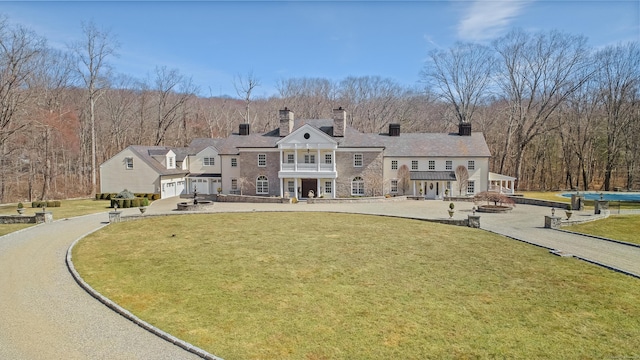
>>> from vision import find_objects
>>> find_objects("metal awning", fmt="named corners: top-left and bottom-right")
top-left (186, 173), bottom-right (221, 178)
top-left (410, 171), bottom-right (456, 181)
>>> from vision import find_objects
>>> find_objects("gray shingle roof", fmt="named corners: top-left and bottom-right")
top-left (380, 132), bottom-right (491, 158)
top-left (128, 145), bottom-right (189, 176)
top-left (410, 171), bottom-right (457, 181)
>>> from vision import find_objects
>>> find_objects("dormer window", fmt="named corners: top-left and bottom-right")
top-left (167, 156), bottom-right (175, 169)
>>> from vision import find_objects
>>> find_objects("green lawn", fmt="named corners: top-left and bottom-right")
top-left (73, 212), bottom-right (640, 360)
top-left (566, 215), bottom-right (640, 245)
top-left (0, 199), bottom-right (112, 237)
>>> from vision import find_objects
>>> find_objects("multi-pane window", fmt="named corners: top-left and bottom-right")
top-left (287, 180), bottom-right (295, 194)
top-left (411, 160), bottom-right (418, 170)
top-left (203, 157), bottom-right (215, 166)
top-left (287, 154), bottom-right (294, 164)
top-left (125, 157), bottom-right (134, 169)
top-left (256, 175), bottom-right (269, 194)
top-left (231, 158), bottom-right (237, 167)
top-left (354, 154), bottom-right (363, 167)
top-left (391, 179), bottom-right (398, 193)
top-left (351, 176), bottom-right (365, 195)
top-left (231, 178), bottom-right (238, 191)
top-left (324, 181), bottom-right (332, 194)
top-left (325, 153), bottom-right (332, 164)
top-left (258, 154), bottom-right (266, 167)
top-left (446, 160), bottom-right (452, 170)
top-left (468, 160), bottom-right (475, 170)
top-left (168, 157), bottom-right (175, 168)
top-left (467, 180), bottom-right (475, 194)
top-left (391, 160), bottom-right (398, 170)
top-left (304, 154), bottom-right (315, 164)
top-left (428, 160), bottom-right (435, 170)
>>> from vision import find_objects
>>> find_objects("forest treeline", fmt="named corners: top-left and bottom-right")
top-left (0, 16), bottom-right (638, 203)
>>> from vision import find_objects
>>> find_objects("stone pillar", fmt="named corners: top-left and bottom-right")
top-left (467, 215), bottom-right (481, 228)
top-left (544, 216), bottom-right (562, 229)
top-left (109, 211), bottom-right (122, 223)
top-left (594, 200), bottom-right (609, 215)
top-left (571, 194), bottom-right (585, 211)
top-left (34, 211), bottom-right (53, 224)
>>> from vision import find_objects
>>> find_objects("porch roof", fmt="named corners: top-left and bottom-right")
top-left (489, 172), bottom-right (517, 181)
top-left (187, 173), bottom-right (222, 178)
top-left (410, 171), bottom-right (456, 181)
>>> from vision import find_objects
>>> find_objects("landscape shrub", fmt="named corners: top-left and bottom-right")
top-left (115, 189), bottom-right (135, 199)
top-left (152, 194), bottom-right (160, 200)
top-left (123, 199), bottom-right (131, 208)
top-left (95, 194), bottom-right (101, 200)
top-left (131, 198), bottom-right (141, 207)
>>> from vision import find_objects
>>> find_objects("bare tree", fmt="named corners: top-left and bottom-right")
top-left (593, 42), bottom-right (640, 190)
top-left (421, 42), bottom-right (495, 126)
top-left (492, 29), bottom-right (591, 188)
top-left (397, 164), bottom-right (411, 195)
top-left (151, 66), bottom-right (197, 146)
top-left (455, 165), bottom-right (469, 196)
top-left (70, 20), bottom-right (118, 196)
top-left (0, 18), bottom-right (46, 201)
top-left (234, 71), bottom-right (260, 126)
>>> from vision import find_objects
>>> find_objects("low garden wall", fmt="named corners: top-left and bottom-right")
top-left (215, 194), bottom-right (290, 204)
top-left (0, 212), bottom-right (53, 224)
top-left (307, 196), bottom-right (407, 204)
top-left (508, 196), bottom-right (570, 209)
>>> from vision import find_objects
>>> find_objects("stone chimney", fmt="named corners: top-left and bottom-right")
top-left (389, 123), bottom-right (400, 136)
top-left (239, 123), bottom-right (250, 136)
top-left (333, 107), bottom-right (346, 137)
top-left (279, 107), bottom-right (294, 137)
top-left (458, 122), bottom-right (471, 136)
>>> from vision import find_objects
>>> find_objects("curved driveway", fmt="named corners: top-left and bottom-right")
top-left (1, 198), bottom-right (638, 359)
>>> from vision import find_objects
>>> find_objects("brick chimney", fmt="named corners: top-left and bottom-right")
top-left (239, 123), bottom-right (250, 136)
top-left (389, 123), bottom-right (400, 136)
top-left (279, 107), bottom-right (294, 137)
top-left (333, 107), bottom-right (346, 137)
top-left (458, 122), bottom-right (471, 136)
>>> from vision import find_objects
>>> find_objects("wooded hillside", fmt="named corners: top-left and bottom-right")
top-left (1, 16), bottom-right (638, 202)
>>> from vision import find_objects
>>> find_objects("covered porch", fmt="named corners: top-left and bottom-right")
top-left (410, 171), bottom-right (456, 199)
top-left (488, 172), bottom-right (516, 194)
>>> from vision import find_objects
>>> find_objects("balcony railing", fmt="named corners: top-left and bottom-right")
top-left (281, 163), bottom-right (334, 172)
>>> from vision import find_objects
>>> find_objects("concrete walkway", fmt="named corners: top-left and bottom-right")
top-left (1, 197), bottom-right (638, 359)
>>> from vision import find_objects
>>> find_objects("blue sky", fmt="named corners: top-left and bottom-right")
top-left (3, 1), bottom-right (639, 98)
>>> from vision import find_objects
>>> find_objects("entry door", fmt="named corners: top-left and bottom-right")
top-left (426, 182), bottom-right (437, 199)
top-left (301, 179), bottom-right (317, 198)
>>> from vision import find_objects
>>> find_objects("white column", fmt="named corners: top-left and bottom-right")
top-left (294, 144), bottom-right (298, 171)
top-left (279, 149), bottom-right (283, 172)
top-left (317, 147), bottom-right (321, 172)
top-left (332, 149), bottom-right (336, 172)
top-left (280, 178), bottom-right (284, 197)
top-left (332, 178), bottom-right (336, 198)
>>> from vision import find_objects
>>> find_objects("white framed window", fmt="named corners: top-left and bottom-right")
top-left (258, 154), bottom-right (266, 167)
top-left (468, 160), bottom-right (475, 170)
top-left (231, 178), bottom-right (238, 190)
top-left (304, 154), bottom-right (315, 164)
top-left (428, 160), bottom-right (435, 170)
top-left (324, 181), bottom-right (332, 194)
top-left (231, 158), bottom-right (237, 167)
top-left (351, 176), bottom-right (364, 196)
top-left (168, 157), bottom-right (175, 168)
top-left (203, 157), bottom-right (215, 166)
top-left (325, 153), bottom-right (332, 164)
top-left (125, 157), bottom-right (134, 170)
top-left (287, 154), bottom-right (294, 164)
top-left (391, 179), bottom-right (398, 193)
top-left (391, 160), bottom-right (398, 170)
top-left (411, 160), bottom-right (418, 170)
top-left (287, 180), bottom-right (295, 194)
top-left (354, 153), bottom-right (363, 167)
top-left (256, 175), bottom-right (269, 194)
top-left (467, 180), bottom-right (475, 194)
top-left (446, 160), bottom-right (452, 170)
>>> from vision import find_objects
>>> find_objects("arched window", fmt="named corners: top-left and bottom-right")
top-left (351, 176), bottom-right (364, 196)
top-left (256, 175), bottom-right (269, 194)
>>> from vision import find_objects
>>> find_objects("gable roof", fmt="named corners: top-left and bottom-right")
top-left (127, 145), bottom-right (189, 176)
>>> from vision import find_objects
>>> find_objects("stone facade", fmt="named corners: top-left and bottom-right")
top-left (335, 151), bottom-right (383, 197)
top-left (239, 151), bottom-right (281, 196)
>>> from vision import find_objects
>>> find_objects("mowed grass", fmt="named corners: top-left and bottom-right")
top-left (73, 212), bottom-right (640, 360)
top-left (566, 215), bottom-right (640, 245)
top-left (0, 199), bottom-right (112, 236)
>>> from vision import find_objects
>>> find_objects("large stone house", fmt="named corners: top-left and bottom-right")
top-left (100, 108), bottom-right (515, 199)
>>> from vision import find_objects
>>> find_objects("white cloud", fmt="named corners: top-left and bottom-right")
top-left (457, 0), bottom-right (533, 41)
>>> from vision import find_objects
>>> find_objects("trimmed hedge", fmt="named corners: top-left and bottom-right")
top-left (98, 193), bottom-right (159, 201)
top-left (31, 200), bottom-right (61, 208)
top-left (110, 197), bottom-right (146, 208)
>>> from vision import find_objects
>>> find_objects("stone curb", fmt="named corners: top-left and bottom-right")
top-left (65, 223), bottom-right (223, 360)
top-left (556, 228), bottom-right (640, 249)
